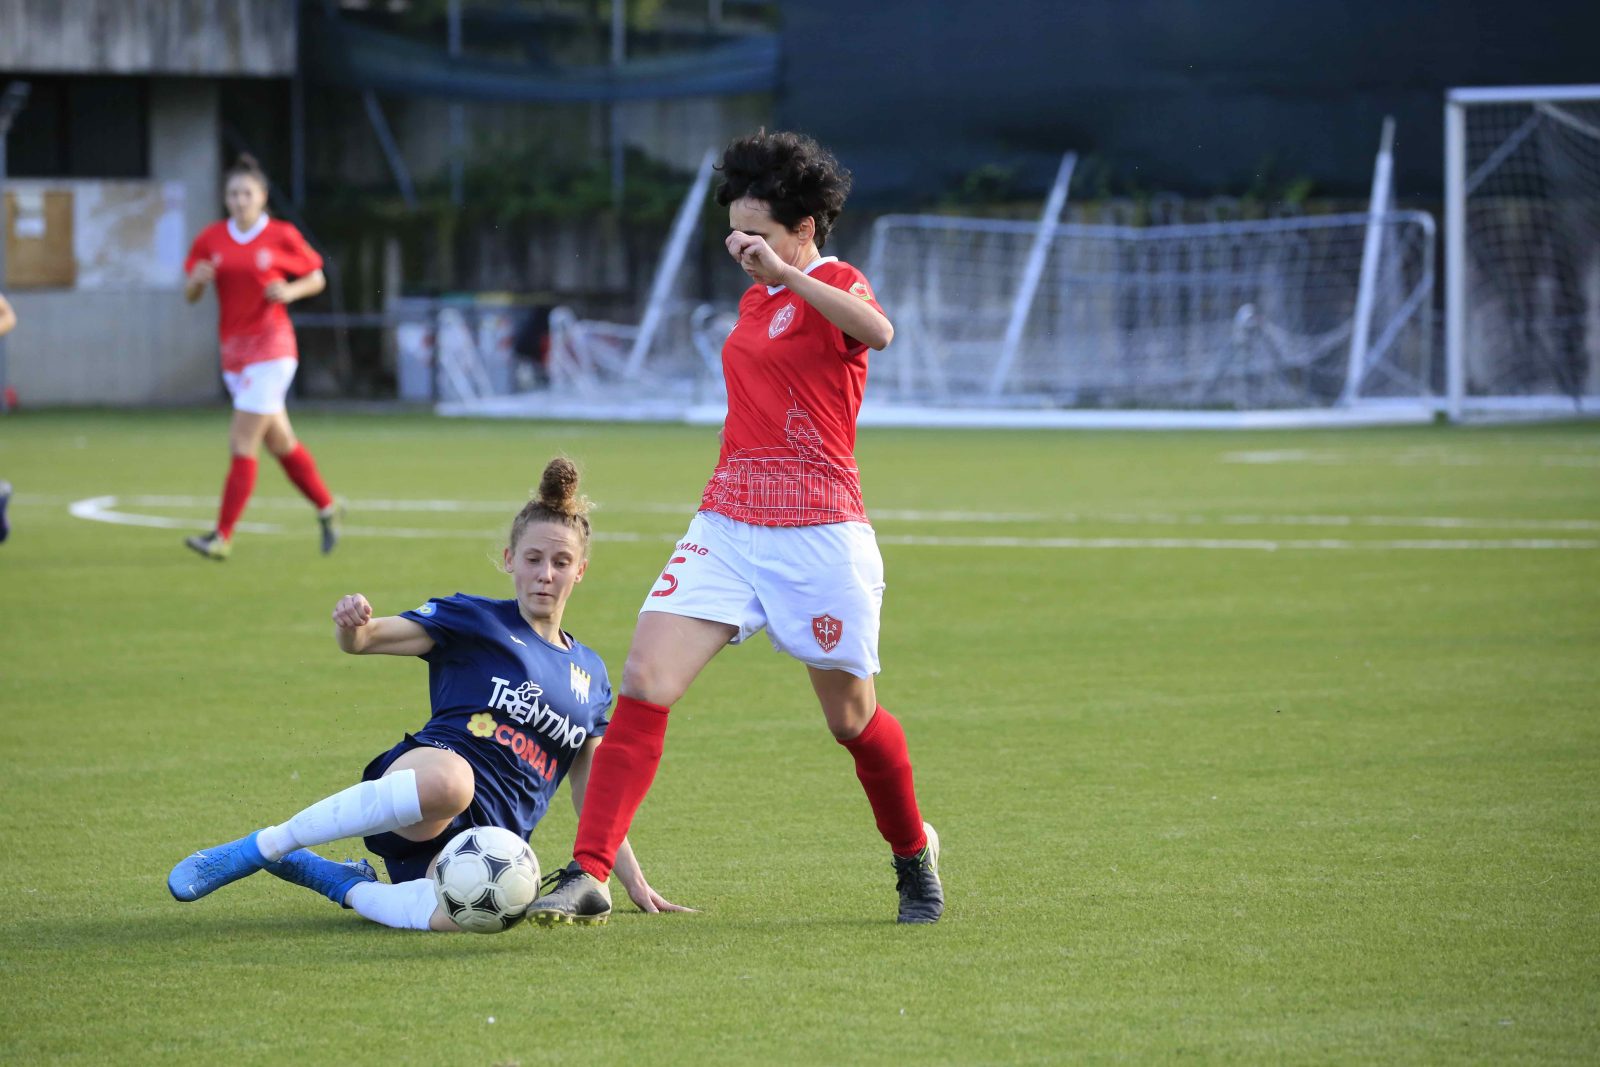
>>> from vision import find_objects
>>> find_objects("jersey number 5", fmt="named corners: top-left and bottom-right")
top-left (650, 556), bottom-right (688, 597)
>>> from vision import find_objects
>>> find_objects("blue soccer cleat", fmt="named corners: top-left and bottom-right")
top-left (266, 850), bottom-right (378, 907)
top-left (167, 830), bottom-right (270, 902)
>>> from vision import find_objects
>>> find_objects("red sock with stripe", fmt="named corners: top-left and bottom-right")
top-left (276, 443), bottom-right (334, 511)
top-left (840, 706), bottom-right (927, 857)
top-left (216, 455), bottom-right (258, 540)
top-left (573, 695), bottom-right (670, 881)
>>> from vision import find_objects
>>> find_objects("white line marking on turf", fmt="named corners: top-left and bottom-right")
top-left (61, 493), bottom-right (1600, 532)
top-left (67, 495), bottom-right (1599, 550)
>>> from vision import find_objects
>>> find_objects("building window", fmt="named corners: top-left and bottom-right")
top-left (7, 77), bottom-right (149, 178)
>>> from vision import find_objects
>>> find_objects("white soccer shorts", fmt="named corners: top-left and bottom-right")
top-left (639, 510), bottom-right (886, 678)
top-left (222, 357), bottom-right (297, 414)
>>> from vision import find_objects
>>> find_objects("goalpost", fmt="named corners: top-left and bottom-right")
top-left (1446, 86), bottom-right (1600, 419)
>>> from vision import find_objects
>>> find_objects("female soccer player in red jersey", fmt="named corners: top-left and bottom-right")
top-left (531, 130), bottom-right (943, 925)
top-left (181, 154), bottom-right (340, 561)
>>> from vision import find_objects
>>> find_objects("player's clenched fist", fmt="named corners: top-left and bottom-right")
top-left (333, 593), bottom-right (374, 630)
top-left (188, 260), bottom-right (216, 286)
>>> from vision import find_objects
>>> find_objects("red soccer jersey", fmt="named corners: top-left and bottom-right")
top-left (185, 217), bottom-right (323, 372)
top-left (699, 257), bottom-right (882, 527)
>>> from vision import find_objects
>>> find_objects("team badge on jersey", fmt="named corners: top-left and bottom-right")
top-left (849, 281), bottom-right (873, 302)
top-left (255, 250), bottom-right (274, 271)
top-left (812, 614), bottom-right (843, 653)
top-left (570, 663), bottom-right (592, 704)
top-left (769, 303), bottom-right (796, 339)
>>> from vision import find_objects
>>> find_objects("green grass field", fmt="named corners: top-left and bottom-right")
top-left (2, 410), bottom-right (1597, 1065)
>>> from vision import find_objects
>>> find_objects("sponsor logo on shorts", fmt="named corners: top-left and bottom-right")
top-left (415, 602), bottom-right (436, 616)
top-left (812, 613), bottom-right (843, 653)
top-left (570, 663), bottom-right (592, 704)
top-left (769, 303), bottom-right (796, 339)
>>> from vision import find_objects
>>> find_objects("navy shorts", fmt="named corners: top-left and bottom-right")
top-left (360, 734), bottom-right (475, 883)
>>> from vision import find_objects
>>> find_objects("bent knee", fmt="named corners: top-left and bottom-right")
top-left (620, 653), bottom-right (688, 707)
top-left (826, 706), bottom-right (876, 741)
top-left (414, 759), bottom-right (475, 818)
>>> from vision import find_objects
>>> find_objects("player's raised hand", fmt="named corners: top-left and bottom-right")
top-left (726, 231), bottom-right (788, 287)
top-left (188, 260), bottom-right (216, 286)
top-left (332, 593), bottom-right (374, 630)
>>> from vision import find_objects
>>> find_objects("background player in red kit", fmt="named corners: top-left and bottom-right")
top-left (532, 130), bottom-right (944, 925)
top-left (182, 154), bottom-right (340, 561)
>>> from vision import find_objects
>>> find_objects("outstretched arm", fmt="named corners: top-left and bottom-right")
top-left (332, 593), bottom-right (435, 656)
top-left (0, 292), bottom-right (15, 337)
top-left (568, 737), bottom-right (695, 914)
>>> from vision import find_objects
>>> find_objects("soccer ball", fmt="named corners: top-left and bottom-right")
top-left (432, 826), bottom-right (541, 933)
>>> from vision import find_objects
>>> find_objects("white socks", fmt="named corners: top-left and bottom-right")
top-left (345, 879), bottom-right (441, 931)
top-left (256, 770), bottom-right (424, 862)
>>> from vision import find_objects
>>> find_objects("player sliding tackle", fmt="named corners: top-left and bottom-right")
top-left (166, 459), bottom-right (690, 930)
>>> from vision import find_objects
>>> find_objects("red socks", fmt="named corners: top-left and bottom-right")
top-left (574, 695), bottom-right (670, 881)
top-left (277, 443), bottom-right (334, 511)
top-left (840, 707), bottom-right (927, 857)
top-left (216, 456), bottom-right (258, 540)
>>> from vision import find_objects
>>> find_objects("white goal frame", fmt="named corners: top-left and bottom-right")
top-left (1445, 85), bottom-right (1600, 420)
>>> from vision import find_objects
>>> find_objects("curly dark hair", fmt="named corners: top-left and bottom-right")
top-left (715, 130), bottom-right (852, 249)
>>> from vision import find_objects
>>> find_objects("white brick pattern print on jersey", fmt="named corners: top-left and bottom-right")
top-left (700, 402), bottom-right (868, 527)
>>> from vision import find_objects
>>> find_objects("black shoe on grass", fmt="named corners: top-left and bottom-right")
top-left (893, 822), bottom-right (943, 924)
top-left (528, 860), bottom-right (612, 926)
top-left (318, 500), bottom-right (344, 555)
top-left (184, 531), bottom-right (231, 561)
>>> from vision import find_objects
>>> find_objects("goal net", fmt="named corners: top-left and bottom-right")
top-left (864, 209), bottom-right (1436, 422)
top-left (1447, 86), bottom-right (1600, 417)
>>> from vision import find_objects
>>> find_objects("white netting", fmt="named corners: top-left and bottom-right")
top-left (865, 211), bottom-right (1436, 411)
top-left (1455, 93), bottom-right (1600, 404)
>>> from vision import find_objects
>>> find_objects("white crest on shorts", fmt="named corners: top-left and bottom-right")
top-left (256, 249), bottom-right (273, 271)
top-left (769, 303), bottom-right (796, 339)
top-left (570, 663), bottom-right (592, 703)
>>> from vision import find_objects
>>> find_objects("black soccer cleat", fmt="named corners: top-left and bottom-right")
top-left (527, 860), bottom-right (612, 926)
top-left (317, 500), bottom-right (344, 555)
top-left (893, 822), bottom-right (943, 924)
top-left (184, 531), bottom-right (231, 561)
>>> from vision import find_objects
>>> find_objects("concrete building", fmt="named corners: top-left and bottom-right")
top-left (0, 0), bottom-right (295, 405)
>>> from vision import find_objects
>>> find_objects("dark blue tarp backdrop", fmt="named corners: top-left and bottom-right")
top-left (777, 0), bottom-right (1600, 203)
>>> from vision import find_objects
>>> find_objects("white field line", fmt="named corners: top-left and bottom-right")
top-left (65, 495), bottom-right (1599, 551)
top-left (1223, 448), bottom-right (1600, 467)
top-left (62, 493), bottom-right (1600, 531)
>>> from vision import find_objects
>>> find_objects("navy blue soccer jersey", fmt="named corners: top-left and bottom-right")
top-left (396, 593), bottom-right (612, 842)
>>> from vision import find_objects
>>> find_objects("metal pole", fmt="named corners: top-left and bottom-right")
top-left (0, 81), bottom-right (31, 413)
top-left (989, 151), bottom-right (1076, 400)
top-left (448, 0), bottom-right (464, 207)
top-left (624, 149), bottom-right (717, 377)
top-left (363, 90), bottom-right (418, 209)
top-left (1340, 115), bottom-right (1395, 407)
top-left (291, 0), bottom-right (305, 205)
top-left (610, 0), bottom-right (626, 210)
top-left (1444, 97), bottom-right (1466, 422)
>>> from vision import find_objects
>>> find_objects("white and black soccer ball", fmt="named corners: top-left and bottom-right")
top-left (432, 826), bottom-right (541, 933)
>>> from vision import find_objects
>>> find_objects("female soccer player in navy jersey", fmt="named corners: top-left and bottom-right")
top-left (181, 154), bottom-right (340, 562)
top-left (531, 130), bottom-right (944, 925)
top-left (167, 459), bottom-right (687, 931)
